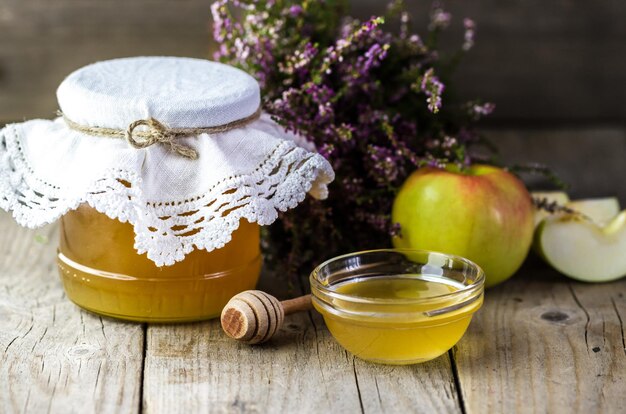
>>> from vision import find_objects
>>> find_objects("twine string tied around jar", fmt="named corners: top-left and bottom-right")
top-left (58, 107), bottom-right (262, 160)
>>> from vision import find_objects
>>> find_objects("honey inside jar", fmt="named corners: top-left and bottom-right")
top-left (310, 250), bottom-right (484, 365)
top-left (58, 205), bottom-right (261, 322)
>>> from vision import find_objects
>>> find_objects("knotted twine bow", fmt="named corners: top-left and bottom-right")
top-left (58, 107), bottom-right (262, 160)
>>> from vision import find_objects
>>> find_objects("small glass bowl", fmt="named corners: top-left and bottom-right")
top-left (310, 249), bottom-right (485, 365)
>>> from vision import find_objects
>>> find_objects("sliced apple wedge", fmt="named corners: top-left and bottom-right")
top-left (567, 197), bottom-right (620, 226)
top-left (537, 210), bottom-right (626, 282)
top-left (531, 191), bottom-right (570, 227)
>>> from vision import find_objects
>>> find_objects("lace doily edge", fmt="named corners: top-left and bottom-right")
top-left (0, 123), bottom-right (335, 266)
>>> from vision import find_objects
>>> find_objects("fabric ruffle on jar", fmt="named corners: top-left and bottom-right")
top-left (0, 57), bottom-right (334, 322)
top-left (0, 56), bottom-right (334, 267)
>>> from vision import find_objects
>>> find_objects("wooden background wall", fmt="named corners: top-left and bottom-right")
top-left (1, 0), bottom-right (625, 199)
top-left (1, 0), bottom-right (625, 124)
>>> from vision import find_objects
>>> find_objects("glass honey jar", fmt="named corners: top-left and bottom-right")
top-left (58, 205), bottom-right (262, 322)
top-left (0, 57), bottom-right (334, 322)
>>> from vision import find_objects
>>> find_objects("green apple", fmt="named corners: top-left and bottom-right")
top-left (392, 164), bottom-right (534, 287)
top-left (536, 209), bottom-right (626, 282)
top-left (531, 191), bottom-right (570, 228)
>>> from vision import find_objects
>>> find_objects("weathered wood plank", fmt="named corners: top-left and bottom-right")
top-left (0, 0), bottom-right (212, 123)
top-left (360, 0), bottom-right (626, 123)
top-left (310, 307), bottom-right (462, 414)
top-left (143, 314), bottom-right (364, 413)
top-left (350, 340), bottom-right (461, 413)
top-left (454, 257), bottom-right (626, 414)
top-left (142, 273), bottom-right (462, 413)
top-left (481, 127), bottom-right (626, 203)
top-left (1, 0), bottom-right (626, 123)
top-left (0, 213), bottom-right (144, 414)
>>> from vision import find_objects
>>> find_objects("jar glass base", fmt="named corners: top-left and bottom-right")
top-left (57, 206), bottom-right (263, 323)
top-left (58, 252), bottom-right (262, 323)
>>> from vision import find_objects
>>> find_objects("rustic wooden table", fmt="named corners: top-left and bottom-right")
top-left (1, 210), bottom-right (625, 413)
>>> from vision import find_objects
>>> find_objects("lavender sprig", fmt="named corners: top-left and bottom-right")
top-left (211, 0), bottom-right (495, 277)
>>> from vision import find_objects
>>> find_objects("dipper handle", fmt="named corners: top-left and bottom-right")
top-left (281, 294), bottom-right (313, 314)
top-left (220, 290), bottom-right (312, 344)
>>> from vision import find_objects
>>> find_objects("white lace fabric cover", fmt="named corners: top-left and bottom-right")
top-left (0, 57), bottom-right (334, 266)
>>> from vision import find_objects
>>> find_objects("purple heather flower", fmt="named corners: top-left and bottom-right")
top-left (468, 102), bottom-right (496, 120)
top-left (280, 42), bottom-right (318, 76)
top-left (424, 156), bottom-right (447, 169)
top-left (210, 0), bottom-right (491, 271)
top-left (441, 136), bottom-right (457, 149)
top-left (368, 144), bottom-right (400, 183)
top-left (463, 18), bottom-right (476, 51)
top-left (353, 43), bottom-right (390, 78)
top-left (364, 213), bottom-right (392, 233)
top-left (318, 16), bottom-right (385, 77)
top-left (408, 34), bottom-right (425, 50)
top-left (390, 222), bottom-right (402, 237)
top-left (473, 102), bottom-right (495, 116)
top-left (289, 5), bottom-right (303, 17)
top-left (334, 123), bottom-right (355, 142)
top-left (399, 11), bottom-right (411, 39)
top-left (429, 5), bottom-right (451, 30)
top-left (318, 143), bottom-right (336, 159)
top-left (417, 68), bottom-right (445, 113)
top-left (342, 176), bottom-right (364, 195)
top-left (210, 1), bottom-right (229, 43)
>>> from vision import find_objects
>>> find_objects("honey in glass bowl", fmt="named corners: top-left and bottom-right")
top-left (310, 249), bottom-right (484, 365)
top-left (57, 204), bottom-right (261, 322)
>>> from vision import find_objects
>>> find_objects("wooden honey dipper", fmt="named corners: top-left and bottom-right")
top-left (221, 290), bottom-right (313, 344)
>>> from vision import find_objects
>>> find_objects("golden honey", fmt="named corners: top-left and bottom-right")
top-left (310, 250), bottom-right (484, 365)
top-left (58, 205), bottom-right (261, 322)
top-left (315, 276), bottom-right (481, 364)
